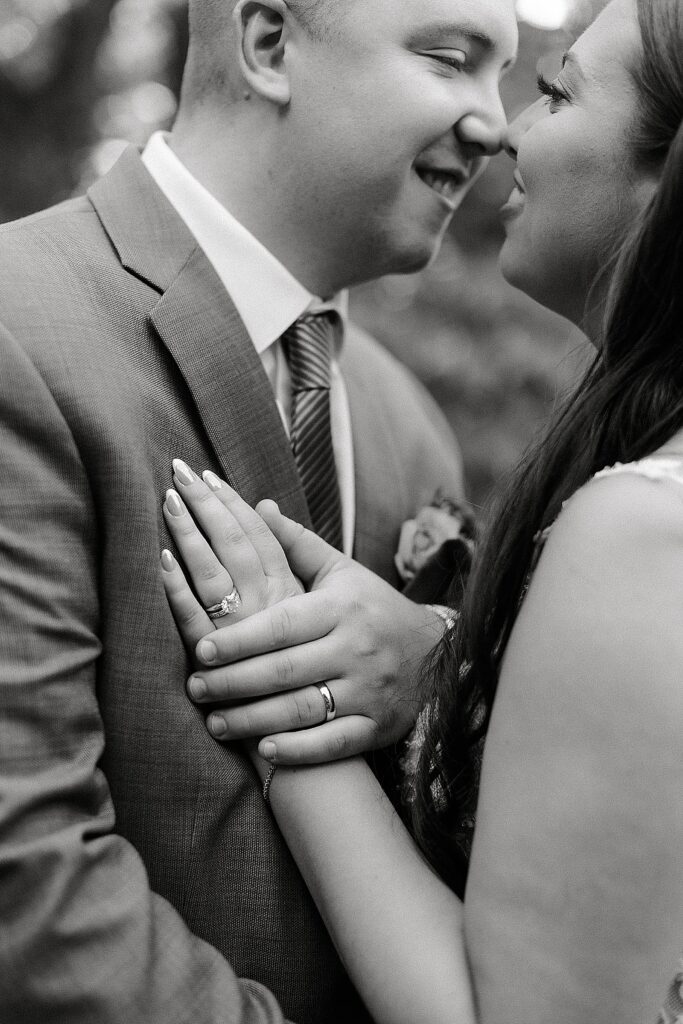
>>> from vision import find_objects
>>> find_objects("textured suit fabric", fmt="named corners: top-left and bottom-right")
top-left (0, 147), bottom-right (464, 1024)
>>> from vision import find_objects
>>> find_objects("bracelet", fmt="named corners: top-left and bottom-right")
top-left (426, 603), bottom-right (459, 632)
top-left (262, 763), bottom-right (277, 804)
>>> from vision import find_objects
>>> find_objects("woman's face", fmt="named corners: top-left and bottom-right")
top-left (499, 0), bottom-right (654, 327)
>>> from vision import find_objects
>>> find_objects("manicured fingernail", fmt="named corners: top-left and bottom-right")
top-left (202, 470), bottom-right (223, 491)
top-left (165, 489), bottom-right (185, 516)
top-left (172, 459), bottom-right (195, 486)
top-left (188, 676), bottom-right (207, 699)
top-left (198, 639), bottom-right (217, 664)
top-left (262, 741), bottom-right (277, 762)
top-left (161, 549), bottom-right (176, 572)
top-left (209, 714), bottom-right (227, 737)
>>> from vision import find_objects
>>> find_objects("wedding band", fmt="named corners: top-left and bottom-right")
top-left (205, 587), bottom-right (241, 620)
top-left (316, 683), bottom-right (337, 723)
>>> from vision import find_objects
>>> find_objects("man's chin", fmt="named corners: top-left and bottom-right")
top-left (406, 231), bottom-right (450, 273)
top-left (387, 227), bottom-right (450, 276)
top-left (397, 248), bottom-right (437, 275)
top-left (354, 213), bottom-right (451, 281)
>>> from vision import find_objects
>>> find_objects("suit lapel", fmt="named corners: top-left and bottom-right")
top-left (150, 253), bottom-right (311, 520)
top-left (88, 147), bottom-right (311, 524)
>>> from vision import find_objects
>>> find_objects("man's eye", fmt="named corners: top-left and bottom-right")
top-left (425, 50), bottom-right (468, 72)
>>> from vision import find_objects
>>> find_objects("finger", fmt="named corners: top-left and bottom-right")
top-left (188, 636), bottom-right (339, 703)
top-left (256, 501), bottom-right (346, 586)
top-left (258, 716), bottom-right (380, 765)
top-left (163, 488), bottom-right (237, 611)
top-left (195, 591), bottom-right (337, 667)
top-left (170, 460), bottom-right (263, 594)
top-left (206, 683), bottom-right (337, 741)
top-left (200, 471), bottom-right (295, 583)
top-left (161, 549), bottom-right (213, 648)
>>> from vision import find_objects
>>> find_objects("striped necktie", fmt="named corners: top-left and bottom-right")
top-left (282, 312), bottom-right (344, 550)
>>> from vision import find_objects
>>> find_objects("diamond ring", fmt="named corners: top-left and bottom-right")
top-left (205, 587), bottom-right (241, 620)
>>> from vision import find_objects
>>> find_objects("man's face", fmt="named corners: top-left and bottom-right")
top-left (281, 0), bottom-right (518, 287)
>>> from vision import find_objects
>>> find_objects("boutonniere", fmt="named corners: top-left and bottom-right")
top-left (395, 490), bottom-right (477, 604)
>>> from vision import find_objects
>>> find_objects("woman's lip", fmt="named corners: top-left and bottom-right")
top-left (513, 170), bottom-right (525, 193)
top-left (499, 184), bottom-right (525, 222)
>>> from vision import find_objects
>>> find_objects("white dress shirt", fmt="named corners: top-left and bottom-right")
top-left (142, 131), bottom-right (355, 554)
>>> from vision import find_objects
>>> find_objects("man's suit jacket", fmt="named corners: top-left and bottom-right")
top-left (0, 148), bottom-right (463, 1024)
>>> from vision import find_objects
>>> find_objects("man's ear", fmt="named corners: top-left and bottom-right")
top-left (233, 0), bottom-right (292, 106)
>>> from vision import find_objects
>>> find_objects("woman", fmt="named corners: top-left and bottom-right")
top-left (160, 0), bottom-right (683, 1019)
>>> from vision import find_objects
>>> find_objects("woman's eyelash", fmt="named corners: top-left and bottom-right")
top-left (536, 72), bottom-right (567, 106)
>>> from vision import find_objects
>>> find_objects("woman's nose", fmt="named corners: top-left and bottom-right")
top-left (504, 97), bottom-right (545, 158)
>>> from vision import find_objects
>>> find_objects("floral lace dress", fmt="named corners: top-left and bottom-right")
top-left (658, 964), bottom-right (683, 1024)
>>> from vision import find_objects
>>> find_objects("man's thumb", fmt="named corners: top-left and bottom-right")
top-left (256, 500), bottom-right (343, 585)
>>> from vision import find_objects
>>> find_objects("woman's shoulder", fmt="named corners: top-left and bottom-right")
top-left (545, 450), bottom-right (683, 576)
top-left (525, 454), bottom-right (683, 668)
top-left (512, 444), bottom-right (683, 752)
top-left (466, 453), bottom-right (683, 1021)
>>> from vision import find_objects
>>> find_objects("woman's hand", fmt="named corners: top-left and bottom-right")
top-left (161, 458), bottom-right (303, 645)
top-left (161, 462), bottom-right (445, 763)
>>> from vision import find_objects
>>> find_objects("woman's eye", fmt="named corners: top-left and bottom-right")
top-left (426, 50), bottom-right (469, 72)
top-left (536, 72), bottom-right (569, 111)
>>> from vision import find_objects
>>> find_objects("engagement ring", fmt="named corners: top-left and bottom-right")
top-left (205, 587), bottom-right (241, 620)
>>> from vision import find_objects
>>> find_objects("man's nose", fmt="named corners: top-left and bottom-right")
top-left (456, 100), bottom-right (507, 158)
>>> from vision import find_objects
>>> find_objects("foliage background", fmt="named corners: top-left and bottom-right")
top-left (0, 0), bottom-right (595, 506)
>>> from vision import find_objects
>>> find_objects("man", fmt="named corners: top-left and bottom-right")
top-left (0, 0), bottom-right (517, 1021)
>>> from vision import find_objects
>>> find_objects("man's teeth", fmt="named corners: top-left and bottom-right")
top-left (419, 170), bottom-right (459, 200)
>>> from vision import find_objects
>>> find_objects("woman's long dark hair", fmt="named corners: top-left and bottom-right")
top-left (412, 0), bottom-right (683, 896)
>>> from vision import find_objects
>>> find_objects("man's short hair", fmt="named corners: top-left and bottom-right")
top-left (188, 0), bottom-right (337, 46)
top-left (289, 0), bottom-right (334, 37)
top-left (183, 0), bottom-right (339, 103)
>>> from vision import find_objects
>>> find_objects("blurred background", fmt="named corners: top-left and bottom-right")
top-left (0, 0), bottom-right (602, 506)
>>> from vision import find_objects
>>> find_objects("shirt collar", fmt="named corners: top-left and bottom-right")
top-left (141, 132), bottom-right (347, 355)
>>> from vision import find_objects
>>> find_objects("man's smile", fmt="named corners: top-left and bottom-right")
top-left (414, 161), bottom-right (470, 207)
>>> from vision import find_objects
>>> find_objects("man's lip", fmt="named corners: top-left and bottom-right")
top-left (415, 164), bottom-right (470, 186)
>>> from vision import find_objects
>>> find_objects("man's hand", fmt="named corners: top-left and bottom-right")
top-left (161, 467), bottom-right (445, 763)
